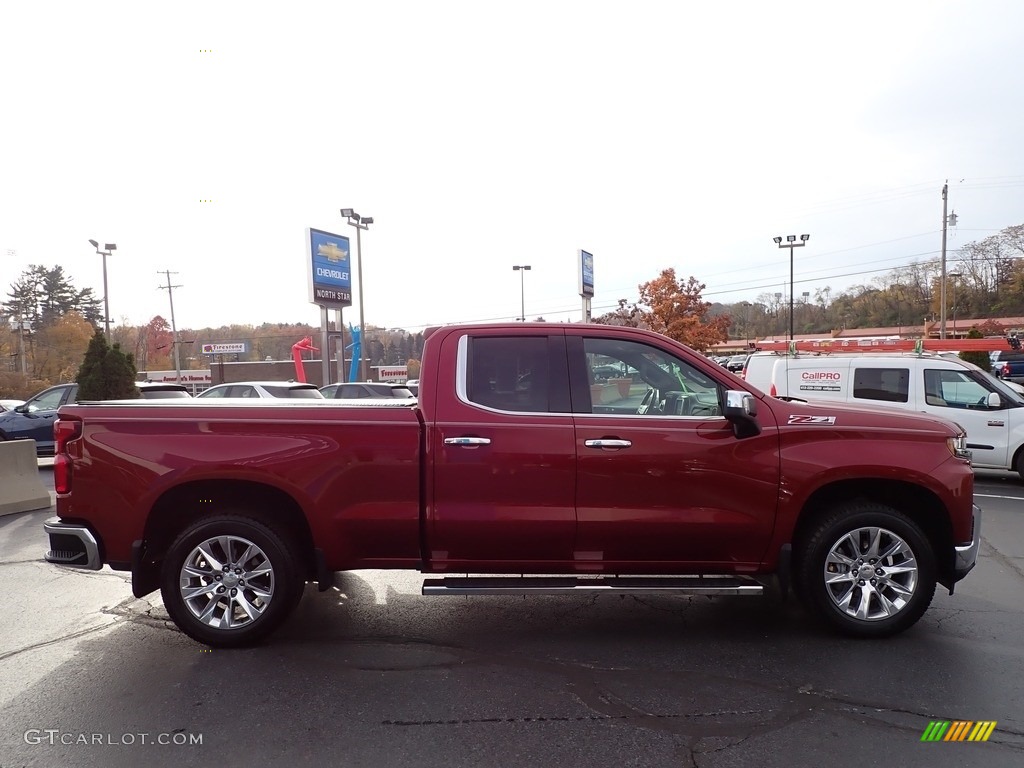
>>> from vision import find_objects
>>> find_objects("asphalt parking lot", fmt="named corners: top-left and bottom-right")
top-left (0, 466), bottom-right (1022, 767)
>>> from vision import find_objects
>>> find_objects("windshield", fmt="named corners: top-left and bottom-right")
top-left (970, 369), bottom-right (1024, 404)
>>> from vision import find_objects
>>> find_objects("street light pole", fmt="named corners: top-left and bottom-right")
top-left (512, 265), bottom-right (531, 321)
top-left (948, 272), bottom-right (962, 339)
top-left (773, 234), bottom-right (810, 342)
top-left (341, 209), bottom-right (373, 381)
top-left (88, 239), bottom-right (117, 339)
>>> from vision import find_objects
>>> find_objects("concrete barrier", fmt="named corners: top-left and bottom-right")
top-left (0, 440), bottom-right (51, 516)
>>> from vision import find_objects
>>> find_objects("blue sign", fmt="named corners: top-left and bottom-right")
top-left (579, 249), bottom-right (594, 297)
top-left (307, 228), bottom-right (352, 308)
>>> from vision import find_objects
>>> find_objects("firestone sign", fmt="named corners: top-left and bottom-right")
top-left (201, 343), bottom-right (247, 355)
top-left (376, 366), bottom-right (408, 381)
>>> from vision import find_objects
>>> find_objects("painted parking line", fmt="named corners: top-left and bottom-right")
top-left (975, 493), bottom-right (1024, 500)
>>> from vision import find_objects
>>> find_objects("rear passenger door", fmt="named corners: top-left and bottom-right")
top-left (428, 330), bottom-right (577, 568)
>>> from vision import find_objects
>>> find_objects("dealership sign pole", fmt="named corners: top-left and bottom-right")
top-left (307, 228), bottom-right (353, 386)
top-left (579, 250), bottom-right (594, 322)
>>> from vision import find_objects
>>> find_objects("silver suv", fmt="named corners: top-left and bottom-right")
top-left (320, 382), bottom-right (416, 399)
top-left (196, 381), bottom-right (323, 399)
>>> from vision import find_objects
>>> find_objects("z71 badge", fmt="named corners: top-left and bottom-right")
top-left (787, 415), bottom-right (837, 425)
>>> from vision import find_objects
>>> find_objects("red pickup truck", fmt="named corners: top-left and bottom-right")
top-left (44, 323), bottom-right (980, 647)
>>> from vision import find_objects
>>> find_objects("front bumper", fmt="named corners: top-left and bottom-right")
top-left (43, 517), bottom-right (102, 570)
top-left (952, 504), bottom-right (982, 582)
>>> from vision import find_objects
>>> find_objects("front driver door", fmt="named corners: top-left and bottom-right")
top-left (569, 332), bottom-right (781, 571)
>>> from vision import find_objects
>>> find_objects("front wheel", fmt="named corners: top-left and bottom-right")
top-left (796, 503), bottom-right (936, 638)
top-left (159, 515), bottom-right (304, 647)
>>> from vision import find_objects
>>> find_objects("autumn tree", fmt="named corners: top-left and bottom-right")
top-left (598, 269), bottom-right (730, 352)
top-left (31, 311), bottom-right (95, 382)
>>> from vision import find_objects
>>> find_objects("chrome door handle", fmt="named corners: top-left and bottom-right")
top-left (584, 439), bottom-right (632, 449)
top-left (444, 437), bottom-right (492, 446)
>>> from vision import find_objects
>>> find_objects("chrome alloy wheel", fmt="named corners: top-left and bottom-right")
top-left (178, 535), bottom-right (275, 630)
top-left (823, 526), bottom-right (919, 621)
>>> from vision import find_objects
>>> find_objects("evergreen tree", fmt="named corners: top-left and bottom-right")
top-left (960, 328), bottom-right (993, 371)
top-left (76, 329), bottom-right (140, 399)
top-left (76, 329), bottom-right (109, 400)
top-left (101, 343), bottom-right (140, 399)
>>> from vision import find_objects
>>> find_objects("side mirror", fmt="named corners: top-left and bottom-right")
top-left (723, 389), bottom-right (761, 438)
top-left (988, 391), bottom-right (1002, 409)
top-left (14, 404), bottom-right (29, 414)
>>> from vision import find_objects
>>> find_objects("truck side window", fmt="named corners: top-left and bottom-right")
top-left (852, 367), bottom-right (909, 403)
top-left (582, 338), bottom-right (721, 417)
top-left (468, 337), bottom-right (550, 413)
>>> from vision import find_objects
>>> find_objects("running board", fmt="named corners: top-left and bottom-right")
top-left (421, 575), bottom-right (763, 596)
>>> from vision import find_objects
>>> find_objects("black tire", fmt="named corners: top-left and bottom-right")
top-left (1015, 450), bottom-right (1024, 482)
top-left (795, 502), bottom-right (936, 638)
top-left (160, 514), bottom-right (304, 647)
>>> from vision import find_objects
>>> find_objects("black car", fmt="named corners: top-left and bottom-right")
top-left (725, 354), bottom-right (750, 373)
top-left (0, 382), bottom-right (190, 456)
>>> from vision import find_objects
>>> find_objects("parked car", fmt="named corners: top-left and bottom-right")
top-left (724, 354), bottom-right (750, 373)
top-left (320, 382), bottom-right (415, 399)
top-left (405, 379), bottom-right (420, 396)
top-left (991, 350), bottom-right (1024, 383)
top-left (196, 381), bottom-right (323, 399)
top-left (0, 381), bottom-right (192, 455)
top-left (136, 382), bottom-right (191, 398)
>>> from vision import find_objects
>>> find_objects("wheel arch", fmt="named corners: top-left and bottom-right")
top-left (791, 478), bottom-right (955, 587)
top-left (137, 480), bottom-right (317, 592)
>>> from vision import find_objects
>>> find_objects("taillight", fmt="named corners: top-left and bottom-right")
top-left (53, 418), bottom-right (82, 495)
top-left (1001, 363), bottom-right (1010, 377)
top-left (769, 383), bottom-right (777, 397)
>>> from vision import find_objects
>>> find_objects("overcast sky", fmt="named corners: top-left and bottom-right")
top-left (3, 0), bottom-right (1023, 334)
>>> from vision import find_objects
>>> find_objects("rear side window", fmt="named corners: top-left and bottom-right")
top-left (852, 367), bottom-right (909, 403)
top-left (468, 337), bottom-right (550, 412)
top-left (262, 386), bottom-right (321, 399)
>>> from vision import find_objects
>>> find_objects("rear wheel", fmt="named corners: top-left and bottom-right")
top-left (796, 502), bottom-right (936, 638)
top-left (159, 515), bottom-right (304, 647)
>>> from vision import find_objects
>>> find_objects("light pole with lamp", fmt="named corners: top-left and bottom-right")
top-left (948, 272), bottom-right (962, 339)
top-left (773, 234), bottom-right (809, 341)
top-left (340, 209), bottom-right (373, 381)
top-left (512, 265), bottom-right (531, 321)
top-left (88, 239), bottom-right (117, 339)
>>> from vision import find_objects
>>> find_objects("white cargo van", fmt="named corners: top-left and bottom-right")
top-left (768, 353), bottom-right (1024, 476)
top-left (741, 351), bottom-right (788, 393)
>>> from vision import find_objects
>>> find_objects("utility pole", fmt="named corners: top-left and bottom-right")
top-left (158, 270), bottom-right (183, 383)
top-left (940, 181), bottom-right (949, 339)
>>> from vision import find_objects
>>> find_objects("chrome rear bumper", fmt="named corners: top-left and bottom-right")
top-left (43, 517), bottom-right (102, 570)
